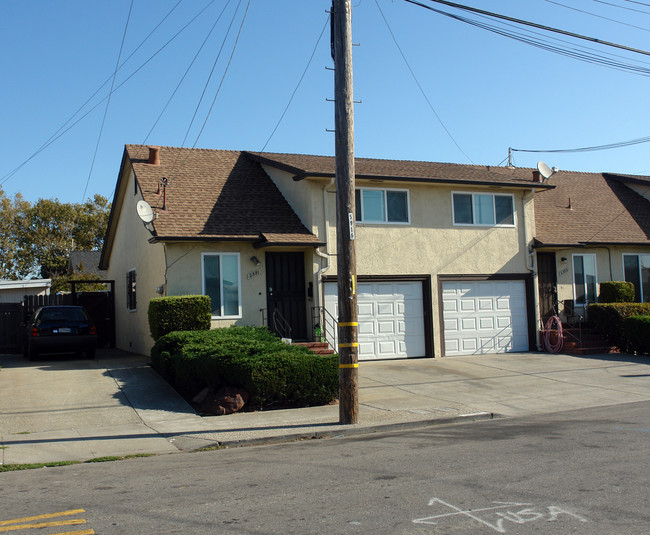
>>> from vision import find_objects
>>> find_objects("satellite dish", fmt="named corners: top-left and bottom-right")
top-left (537, 161), bottom-right (554, 180)
top-left (136, 200), bottom-right (155, 224)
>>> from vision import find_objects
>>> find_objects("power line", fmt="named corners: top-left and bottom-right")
top-left (511, 134), bottom-right (650, 154)
top-left (403, 0), bottom-right (650, 76)
top-left (593, 0), bottom-right (650, 15)
top-left (143, 0), bottom-right (234, 144)
top-left (544, 0), bottom-right (650, 32)
top-left (404, 0), bottom-right (650, 57)
top-left (0, 0), bottom-right (214, 187)
top-left (373, 0), bottom-right (473, 163)
top-left (82, 0), bottom-right (134, 202)
top-left (260, 14), bottom-right (330, 153)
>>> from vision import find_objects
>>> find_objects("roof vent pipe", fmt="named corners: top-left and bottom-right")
top-left (148, 146), bottom-right (160, 165)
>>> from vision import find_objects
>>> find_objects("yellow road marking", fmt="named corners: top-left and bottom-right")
top-left (58, 530), bottom-right (95, 535)
top-left (0, 519), bottom-right (86, 532)
top-left (0, 510), bottom-right (85, 526)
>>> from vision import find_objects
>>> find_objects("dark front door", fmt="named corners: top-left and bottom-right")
top-left (266, 252), bottom-right (307, 340)
top-left (537, 252), bottom-right (558, 323)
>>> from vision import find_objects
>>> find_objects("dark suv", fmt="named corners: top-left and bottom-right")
top-left (24, 306), bottom-right (97, 361)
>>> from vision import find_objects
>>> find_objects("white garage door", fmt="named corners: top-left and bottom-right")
top-left (324, 281), bottom-right (426, 360)
top-left (442, 280), bottom-right (528, 356)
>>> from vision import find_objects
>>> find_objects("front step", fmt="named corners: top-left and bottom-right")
top-left (293, 341), bottom-right (336, 355)
top-left (560, 326), bottom-right (618, 355)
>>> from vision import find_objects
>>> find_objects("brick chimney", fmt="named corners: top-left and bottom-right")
top-left (532, 169), bottom-right (542, 182)
top-left (148, 146), bottom-right (160, 165)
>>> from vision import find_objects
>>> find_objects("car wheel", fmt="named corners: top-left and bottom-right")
top-left (86, 348), bottom-right (95, 359)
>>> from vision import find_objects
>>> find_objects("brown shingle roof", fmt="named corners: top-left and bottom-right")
top-left (126, 145), bottom-right (322, 246)
top-left (534, 170), bottom-right (650, 247)
top-left (246, 151), bottom-right (555, 188)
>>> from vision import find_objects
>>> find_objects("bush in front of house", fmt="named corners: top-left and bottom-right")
top-left (150, 326), bottom-right (339, 410)
top-left (148, 295), bottom-right (211, 341)
top-left (621, 315), bottom-right (650, 355)
top-left (598, 281), bottom-right (635, 303)
top-left (589, 303), bottom-right (650, 350)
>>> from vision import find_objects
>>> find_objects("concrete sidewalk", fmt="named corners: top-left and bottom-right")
top-left (1, 348), bottom-right (649, 465)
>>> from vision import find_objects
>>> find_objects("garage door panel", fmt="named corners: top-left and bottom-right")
top-left (324, 281), bottom-right (426, 360)
top-left (443, 280), bottom-right (528, 356)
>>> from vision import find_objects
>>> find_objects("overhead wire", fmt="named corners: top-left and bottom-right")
top-left (593, 0), bottom-right (650, 14)
top-left (373, 0), bottom-right (473, 163)
top-left (0, 0), bottom-right (215, 187)
top-left (403, 0), bottom-right (650, 76)
top-left (543, 0), bottom-right (650, 32)
top-left (82, 0), bottom-right (134, 202)
top-left (259, 14), bottom-right (330, 153)
top-left (511, 134), bottom-right (650, 154)
top-left (143, 0), bottom-right (234, 144)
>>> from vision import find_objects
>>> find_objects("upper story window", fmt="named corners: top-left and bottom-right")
top-left (355, 188), bottom-right (409, 224)
top-left (202, 253), bottom-right (242, 318)
top-left (623, 253), bottom-right (650, 303)
top-left (126, 269), bottom-right (136, 311)
top-left (452, 192), bottom-right (515, 226)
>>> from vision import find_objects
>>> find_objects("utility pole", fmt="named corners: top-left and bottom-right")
top-left (331, 0), bottom-right (358, 424)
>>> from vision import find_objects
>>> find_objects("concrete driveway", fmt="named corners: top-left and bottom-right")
top-left (1, 348), bottom-right (649, 465)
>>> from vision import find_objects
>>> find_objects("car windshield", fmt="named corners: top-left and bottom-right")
top-left (39, 308), bottom-right (86, 322)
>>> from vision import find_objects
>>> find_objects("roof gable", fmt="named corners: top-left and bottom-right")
top-left (124, 145), bottom-right (322, 247)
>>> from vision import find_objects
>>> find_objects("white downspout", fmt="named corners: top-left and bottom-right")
top-left (315, 178), bottom-right (335, 305)
top-left (523, 189), bottom-right (542, 350)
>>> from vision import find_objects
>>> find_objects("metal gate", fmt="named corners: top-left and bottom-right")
top-left (0, 303), bottom-right (22, 354)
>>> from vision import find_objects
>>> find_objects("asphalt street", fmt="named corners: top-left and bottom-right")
top-left (0, 401), bottom-right (648, 534)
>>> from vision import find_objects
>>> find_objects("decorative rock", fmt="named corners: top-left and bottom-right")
top-left (194, 386), bottom-right (249, 416)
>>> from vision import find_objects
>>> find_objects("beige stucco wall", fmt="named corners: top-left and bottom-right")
top-left (265, 174), bottom-right (537, 357)
top-left (105, 167), bottom-right (166, 355)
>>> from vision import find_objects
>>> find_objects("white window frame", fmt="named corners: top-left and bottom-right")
top-left (355, 187), bottom-right (410, 224)
top-left (451, 191), bottom-right (516, 227)
top-left (622, 253), bottom-right (650, 303)
top-left (572, 254), bottom-right (598, 311)
top-left (201, 253), bottom-right (242, 319)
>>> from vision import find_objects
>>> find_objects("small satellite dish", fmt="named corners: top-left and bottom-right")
top-left (537, 161), bottom-right (554, 180)
top-left (136, 200), bottom-right (155, 224)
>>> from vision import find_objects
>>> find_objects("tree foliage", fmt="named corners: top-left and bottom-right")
top-left (0, 188), bottom-right (110, 281)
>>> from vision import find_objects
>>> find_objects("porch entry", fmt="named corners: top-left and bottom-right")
top-left (537, 252), bottom-right (558, 323)
top-left (265, 252), bottom-right (308, 340)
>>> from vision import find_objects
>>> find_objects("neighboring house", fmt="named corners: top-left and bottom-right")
top-left (100, 144), bottom-right (560, 358)
top-left (68, 251), bottom-right (107, 278)
top-left (533, 171), bottom-right (650, 322)
top-left (0, 279), bottom-right (51, 303)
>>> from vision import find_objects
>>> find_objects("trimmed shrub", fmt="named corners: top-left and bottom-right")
top-left (148, 295), bottom-right (211, 341)
top-left (589, 303), bottom-right (650, 350)
top-left (599, 281), bottom-right (635, 303)
top-left (621, 315), bottom-right (650, 355)
top-left (150, 326), bottom-right (338, 409)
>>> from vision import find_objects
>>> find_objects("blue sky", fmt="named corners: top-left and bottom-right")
top-left (2, 0), bottom-right (650, 204)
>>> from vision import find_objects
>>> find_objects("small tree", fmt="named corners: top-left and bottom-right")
top-left (599, 281), bottom-right (635, 303)
top-left (148, 295), bottom-right (211, 341)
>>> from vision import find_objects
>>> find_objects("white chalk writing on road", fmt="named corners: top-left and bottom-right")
top-left (413, 497), bottom-right (588, 533)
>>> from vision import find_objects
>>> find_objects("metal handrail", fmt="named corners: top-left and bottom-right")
top-left (312, 306), bottom-right (338, 352)
top-left (271, 308), bottom-right (292, 340)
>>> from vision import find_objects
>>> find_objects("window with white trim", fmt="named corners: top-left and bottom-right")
top-left (452, 192), bottom-right (515, 226)
top-left (355, 188), bottom-right (409, 223)
top-left (202, 253), bottom-right (242, 318)
top-left (126, 269), bottom-right (136, 311)
top-left (573, 254), bottom-right (597, 309)
top-left (623, 253), bottom-right (650, 303)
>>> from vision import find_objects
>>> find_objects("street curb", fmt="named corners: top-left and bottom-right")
top-left (181, 411), bottom-right (495, 452)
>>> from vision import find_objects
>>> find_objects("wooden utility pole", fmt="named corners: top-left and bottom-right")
top-left (331, 0), bottom-right (358, 424)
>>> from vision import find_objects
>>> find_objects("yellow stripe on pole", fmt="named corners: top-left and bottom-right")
top-left (338, 342), bottom-right (358, 348)
top-left (338, 322), bottom-right (358, 327)
top-left (339, 363), bottom-right (358, 368)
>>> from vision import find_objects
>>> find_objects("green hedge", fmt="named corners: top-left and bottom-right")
top-left (621, 315), bottom-right (650, 355)
top-left (151, 326), bottom-right (339, 409)
top-left (589, 303), bottom-right (650, 350)
top-left (599, 281), bottom-right (635, 303)
top-left (148, 295), bottom-right (211, 341)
